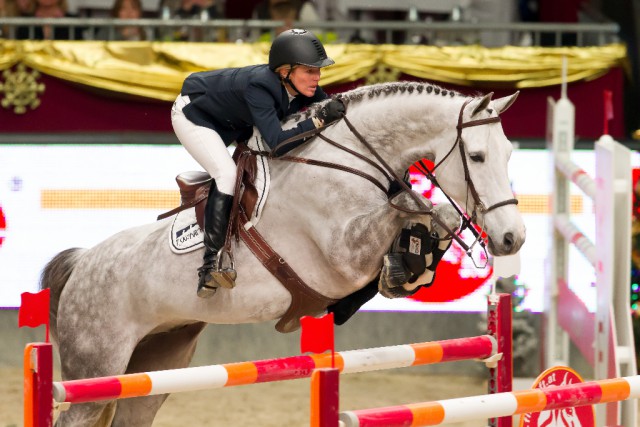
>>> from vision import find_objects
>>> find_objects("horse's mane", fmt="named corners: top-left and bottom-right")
top-left (285, 81), bottom-right (463, 125)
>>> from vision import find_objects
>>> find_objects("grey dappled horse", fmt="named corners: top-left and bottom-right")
top-left (41, 82), bottom-right (525, 426)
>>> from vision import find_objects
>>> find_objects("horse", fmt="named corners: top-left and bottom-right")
top-left (41, 81), bottom-right (526, 426)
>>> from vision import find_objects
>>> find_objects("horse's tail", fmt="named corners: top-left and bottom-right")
top-left (39, 247), bottom-right (85, 342)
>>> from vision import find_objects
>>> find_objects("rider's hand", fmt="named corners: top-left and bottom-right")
top-left (314, 99), bottom-right (345, 127)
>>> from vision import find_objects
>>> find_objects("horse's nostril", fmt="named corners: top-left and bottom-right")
top-left (503, 232), bottom-right (514, 249)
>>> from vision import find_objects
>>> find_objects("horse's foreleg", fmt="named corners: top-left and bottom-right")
top-left (335, 192), bottom-right (432, 279)
top-left (378, 203), bottom-right (460, 298)
top-left (324, 194), bottom-right (431, 323)
top-left (327, 277), bottom-right (379, 325)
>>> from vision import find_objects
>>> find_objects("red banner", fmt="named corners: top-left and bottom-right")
top-left (300, 313), bottom-right (334, 355)
top-left (18, 289), bottom-right (50, 342)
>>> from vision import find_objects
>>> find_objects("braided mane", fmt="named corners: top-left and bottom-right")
top-left (286, 81), bottom-right (463, 124)
top-left (338, 81), bottom-right (461, 104)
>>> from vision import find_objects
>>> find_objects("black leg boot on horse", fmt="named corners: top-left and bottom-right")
top-left (197, 181), bottom-right (237, 298)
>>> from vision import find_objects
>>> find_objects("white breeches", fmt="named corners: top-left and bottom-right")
top-left (171, 94), bottom-right (237, 196)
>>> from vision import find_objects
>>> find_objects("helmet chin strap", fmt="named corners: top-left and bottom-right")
top-left (283, 66), bottom-right (303, 96)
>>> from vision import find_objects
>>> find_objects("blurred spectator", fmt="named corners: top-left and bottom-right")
top-left (310, 0), bottom-right (343, 22)
top-left (538, 0), bottom-right (584, 45)
top-left (174, 0), bottom-right (217, 19)
top-left (518, 0), bottom-right (539, 23)
top-left (251, 0), bottom-right (322, 41)
top-left (158, 0), bottom-right (219, 41)
top-left (97, 0), bottom-right (149, 40)
top-left (15, 0), bottom-right (83, 39)
top-left (0, 0), bottom-right (18, 17)
top-left (15, 0), bottom-right (34, 16)
top-left (158, 0), bottom-right (179, 19)
top-left (224, 0), bottom-right (259, 19)
top-left (0, 0), bottom-right (17, 36)
top-left (467, 0), bottom-right (518, 47)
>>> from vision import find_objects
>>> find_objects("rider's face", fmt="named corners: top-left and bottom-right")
top-left (287, 66), bottom-right (321, 97)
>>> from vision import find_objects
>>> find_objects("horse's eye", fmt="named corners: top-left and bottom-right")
top-left (469, 153), bottom-right (485, 162)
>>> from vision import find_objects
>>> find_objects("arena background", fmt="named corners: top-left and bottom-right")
top-left (1, 2), bottom-right (639, 386)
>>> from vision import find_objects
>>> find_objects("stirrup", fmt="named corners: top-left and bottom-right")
top-left (212, 249), bottom-right (237, 289)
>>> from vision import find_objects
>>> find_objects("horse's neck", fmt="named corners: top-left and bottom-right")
top-left (266, 94), bottom-right (460, 221)
top-left (321, 95), bottom-right (458, 174)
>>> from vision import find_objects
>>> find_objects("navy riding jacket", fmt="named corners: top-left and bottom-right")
top-left (180, 64), bottom-right (328, 149)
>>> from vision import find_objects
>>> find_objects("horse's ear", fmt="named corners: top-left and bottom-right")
top-left (471, 92), bottom-right (494, 117)
top-left (493, 91), bottom-right (520, 115)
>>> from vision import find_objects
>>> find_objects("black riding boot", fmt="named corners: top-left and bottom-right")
top-left (197, 181), bottom-right (237, 298)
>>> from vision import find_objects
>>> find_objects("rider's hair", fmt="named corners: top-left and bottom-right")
top-left (275, 64), bottom-right (295, 76)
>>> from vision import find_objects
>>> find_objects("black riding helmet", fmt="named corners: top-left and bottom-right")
top-left (268, 29), bottom-right (334, 71)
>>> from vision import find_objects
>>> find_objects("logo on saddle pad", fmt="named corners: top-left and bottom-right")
top-left (169, 208), bottom-right (204, 254)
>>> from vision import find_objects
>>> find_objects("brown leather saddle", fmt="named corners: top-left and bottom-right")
top-left (158, 144), bottom-right (337, 333)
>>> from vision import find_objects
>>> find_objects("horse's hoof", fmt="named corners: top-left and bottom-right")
top-left (382, 253), bottom-right (410, 288)
top-left (197, 283), bottom-right (218, 298)
top-left (378, 276), bottom-right (415, 299)
top-left (212, 269), bottom-right (237, 289)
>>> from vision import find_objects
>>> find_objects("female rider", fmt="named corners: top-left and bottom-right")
top-left (171, 29), bottom-right (345, 298)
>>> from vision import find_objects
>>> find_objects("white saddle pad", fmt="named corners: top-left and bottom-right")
top-left (169, 208), bottom-right (204, 254)
top-left (168, 135), bottom-right (271, 255)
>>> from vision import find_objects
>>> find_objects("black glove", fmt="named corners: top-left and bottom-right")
top-left (316, 99), bottom-right (345, 125)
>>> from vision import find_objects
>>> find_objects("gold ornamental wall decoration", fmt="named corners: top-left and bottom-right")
top-left (0, 63), bottom-right (46, 114)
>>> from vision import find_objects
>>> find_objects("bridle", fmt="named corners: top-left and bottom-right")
top-left (411, 98), bottom-right (519, 265)
top-left (256, 96), bottom-right (518, 265)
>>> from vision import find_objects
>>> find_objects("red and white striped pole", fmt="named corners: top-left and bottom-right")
top-left (53, 334), bottom-right (495, 404)
top-left (339, 375), bottom-right (640, 426)
top-left (314, 294), bottom-right (513, 427)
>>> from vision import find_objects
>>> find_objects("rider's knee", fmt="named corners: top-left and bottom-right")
top-left (217, 170), bottom-right (238, 195)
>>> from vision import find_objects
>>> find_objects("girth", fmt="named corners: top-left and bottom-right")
top-left (237, 209), bottom-right (338, 333)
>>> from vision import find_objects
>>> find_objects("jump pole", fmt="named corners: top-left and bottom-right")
top-left (49, 335), bottom-right (496, 405)
top-left (26, 332), bottom-right (500, 425)
top-left (27, 298), bottom-right (510, 424)
top-left (312, 294), bottom-right (513, 427)
top-left (25, 335), bottom-right (497, 424)
top-left (338, 375), bottom-right (640, 427)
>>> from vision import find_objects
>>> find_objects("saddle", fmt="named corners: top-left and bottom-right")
top-left (158, 143), bottom-right (337, 333)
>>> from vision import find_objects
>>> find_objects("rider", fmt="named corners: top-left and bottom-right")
top-left (171, 29), bottom-right (345, 298)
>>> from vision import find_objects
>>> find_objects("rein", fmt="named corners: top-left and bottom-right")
top-left (248, 96), bottom-right (518, 262)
